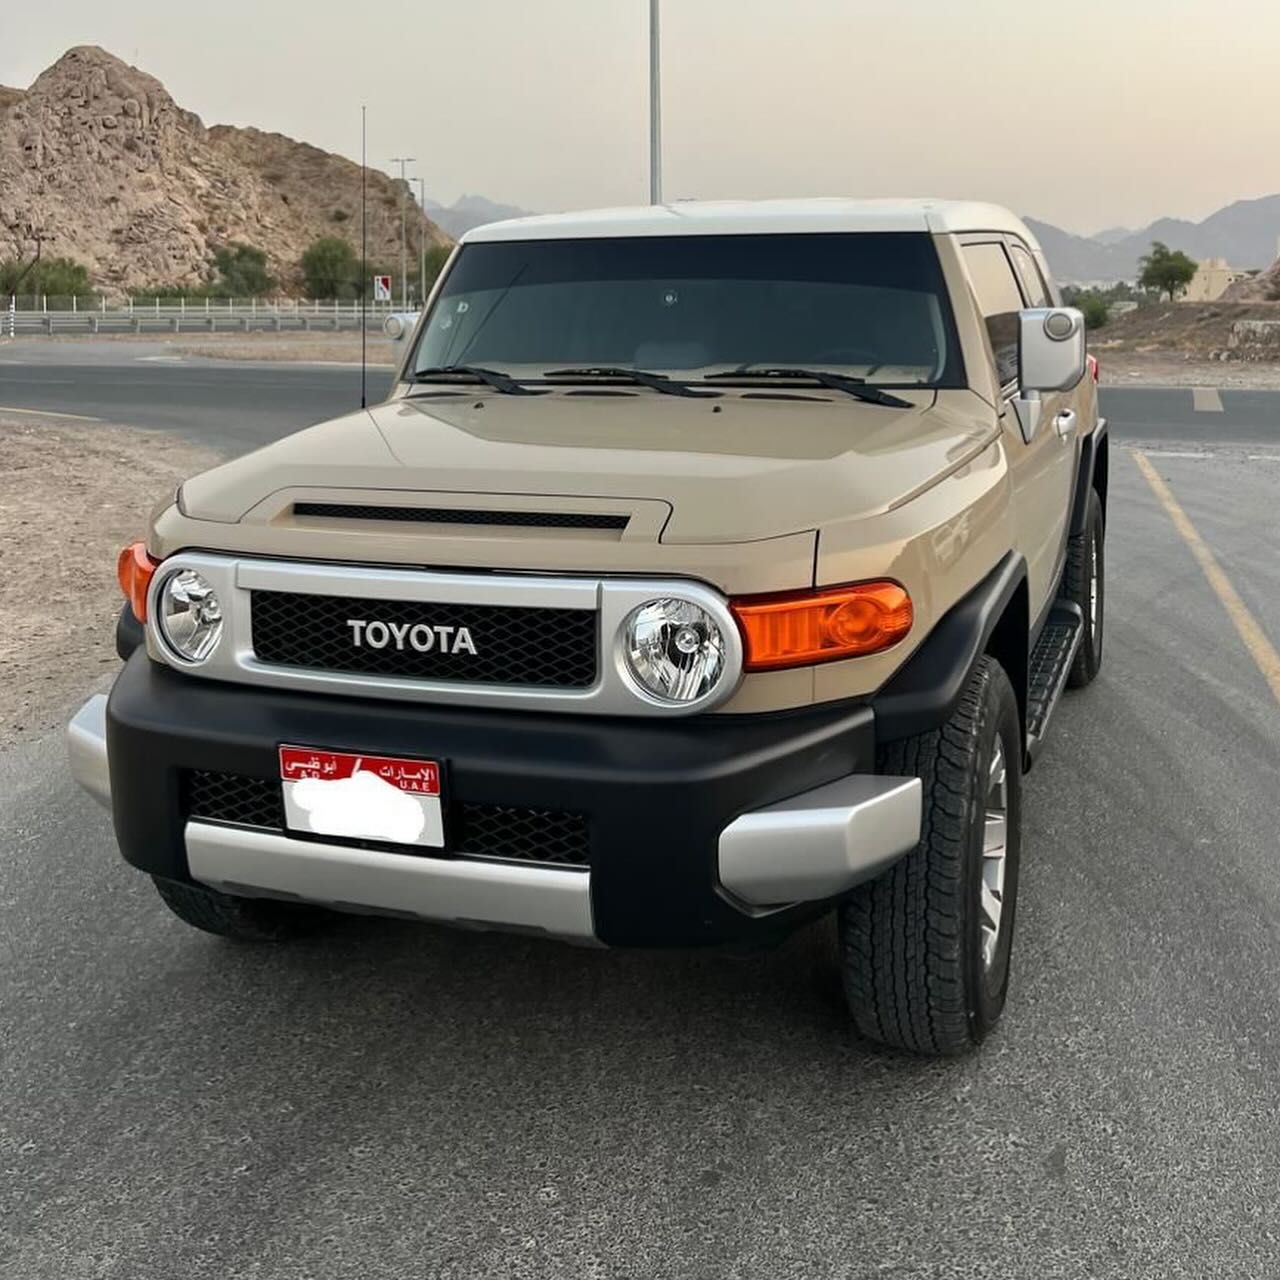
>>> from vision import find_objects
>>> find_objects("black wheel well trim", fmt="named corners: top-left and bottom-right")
top-left (872, 551), bottom-right (1028, 746)
top-left (116, 602), bottom-right (144, 661)
top-left (1069, 418), bottom-right (1109, 535)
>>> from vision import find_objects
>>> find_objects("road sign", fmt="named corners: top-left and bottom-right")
top-left (373, 275), bottom-right (391, 302)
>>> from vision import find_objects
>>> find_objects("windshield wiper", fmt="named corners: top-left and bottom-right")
top-left (409, 365), bottom-right (545, 396)
top-left (704, 366), bottom-right (914, 408)
top-left (541, 366), bottom-right (720, 399)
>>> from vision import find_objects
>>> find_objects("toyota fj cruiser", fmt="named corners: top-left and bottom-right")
top-left (68, 200), bottom-right (1107, 1056)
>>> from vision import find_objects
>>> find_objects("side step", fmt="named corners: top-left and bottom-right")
top-left (1026, 601), bottom-right (1084, 762)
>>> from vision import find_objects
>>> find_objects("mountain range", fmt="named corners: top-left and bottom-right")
top-left (422, 195), bottom-right (532, 239)
top-left (1026, 196), bottom-right (1280, 284)
top-left (3, 46), bottom-right (1277, 291)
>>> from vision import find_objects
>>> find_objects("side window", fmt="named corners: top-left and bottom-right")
top-left (962, 242), bottom-right (1025, 389)
top-left (1009, 243), bottom-right (1052, 308)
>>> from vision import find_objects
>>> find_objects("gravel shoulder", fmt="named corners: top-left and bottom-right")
top-left (0, 415), bottom-right (218, 748)
top-left (1098, 353), bottom-right (1280, 388)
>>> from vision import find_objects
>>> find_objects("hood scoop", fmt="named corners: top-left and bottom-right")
top-left (292, 502), bottom-right (630, 532)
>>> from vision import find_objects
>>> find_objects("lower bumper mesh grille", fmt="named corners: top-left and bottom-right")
top-left (182, 770), bottom-right (590, 868)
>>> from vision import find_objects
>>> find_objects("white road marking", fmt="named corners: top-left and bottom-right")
top-left (1192, 386), bottom-right (1224, 412)
top-left (0, 404), bottom-right (101, 422)
top-left (136, 355), bottom-right (186, 363)
top-left (1141, 450), bottom-right (1212, 460)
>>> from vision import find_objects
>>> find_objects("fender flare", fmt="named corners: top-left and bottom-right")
top-left (1069, 418), bottom-right (1109, 535)
top-left (872, 552), bottom-right (1028, 744)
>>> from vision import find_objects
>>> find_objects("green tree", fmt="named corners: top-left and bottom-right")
top-left (1138, 241), bottom-right (1197, 302)
top-left (300, 236), bottom-right (359, 299)
top-left (422, 244), bottom-right (452, 290)
top-left (1073, 292), bottom-right (1110, 330)
top-left (212, 242), bottom-right (274, 296)
top-left (0, 255), bottom-right (94, 298)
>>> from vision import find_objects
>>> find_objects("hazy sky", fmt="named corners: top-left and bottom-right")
top-left (4, 0), bottom-right (1279, 234)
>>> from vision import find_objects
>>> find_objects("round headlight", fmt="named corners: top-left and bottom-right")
top-left (622, 598), bottom-right (728, 705)
top-left (157, 569), bottom-right (223, 663)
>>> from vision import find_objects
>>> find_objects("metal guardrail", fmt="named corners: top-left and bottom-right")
top-left (3, 298), bottom-right (416, 338)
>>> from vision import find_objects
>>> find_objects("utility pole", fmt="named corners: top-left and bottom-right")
top-left (649, 0), bottom-right (662, 205)
top-left (390, 156), bottom-right (416, 308)
top-left (416, 176), bottom-right (427, 306)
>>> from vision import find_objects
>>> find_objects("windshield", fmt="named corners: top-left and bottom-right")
top-left (411, 232), bottom-right (965, 388)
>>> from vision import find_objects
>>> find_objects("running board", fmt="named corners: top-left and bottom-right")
top-left (1026, 601), bottom-right (1083, 763)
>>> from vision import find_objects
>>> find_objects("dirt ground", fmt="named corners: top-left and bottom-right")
top-left (1098, 352), bottom-right (1280, 388)
top-left (13, 330), bottom-right (399, 365)
top-left (0, 415), bottom-right (218, 749)
top-left (176, 331), bottom-right (398, 365)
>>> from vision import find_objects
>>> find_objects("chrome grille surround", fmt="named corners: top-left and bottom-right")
top-left (145, 552), bottom-right (744, 717)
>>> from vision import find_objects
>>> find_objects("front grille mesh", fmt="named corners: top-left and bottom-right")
top-left (250, 591), bottom-right (598, 688)
top-left (186, 770), bottom-right (283, 829)
top-left (182, 770), bottom-right (590, 868)
top-left (293, 503), bottom-right (629, 531)
top-left (453, 805), bottom-right (589, 867)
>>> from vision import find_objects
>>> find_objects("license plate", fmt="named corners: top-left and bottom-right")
top-left (279, 746), bottom-right (444, 848)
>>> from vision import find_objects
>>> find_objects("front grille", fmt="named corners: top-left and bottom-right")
top-left (293, 503), bottom-right (629, 531)
top-left (453, 805), bottom-right (589, 867)
top-left (250, 591), bottom-right (597, 688)
top-left (182, 770), bottom-right (590, 868)
top-left (186, 769), bottom-right (283, 829)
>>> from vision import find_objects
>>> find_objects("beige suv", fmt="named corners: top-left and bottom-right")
top-left (69, 199), bottom-right (1107, 1056)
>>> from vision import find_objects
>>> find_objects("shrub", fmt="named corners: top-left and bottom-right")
top-left (1076, 293), bottom-right (1110, 330)
top-left (212, 242), bottom-right (274, 296)
top-left (300, 236), bottom-right (359, 299)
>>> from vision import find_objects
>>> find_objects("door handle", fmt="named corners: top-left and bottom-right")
top-left (1054, 409), bottom-right (1077, 440)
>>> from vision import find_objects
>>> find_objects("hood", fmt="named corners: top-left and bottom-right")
top-left (179, 389), bottom-right (996, 543)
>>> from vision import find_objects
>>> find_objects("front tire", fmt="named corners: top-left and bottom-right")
top-left (838, 656), bottom-right (1022, 1056)
top-left (152, 877), bottom-right (333, 942)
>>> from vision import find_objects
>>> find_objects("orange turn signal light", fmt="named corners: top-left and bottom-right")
top-left (117, 541), bottom-right (160, 624)
top-left (731, 580), bottom-right (913, 671)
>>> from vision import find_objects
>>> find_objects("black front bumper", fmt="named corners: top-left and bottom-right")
top-left (106, 653), bottom-right (877, 947)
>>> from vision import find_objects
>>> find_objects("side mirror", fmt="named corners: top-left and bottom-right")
top-left (383, 312), bottom-right (420, 341)
top-left (1012, 307), bottom-right (1086, 442)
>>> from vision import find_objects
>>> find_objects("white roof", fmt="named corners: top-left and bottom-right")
top-left (462, 198), bottom-right (1037, 245)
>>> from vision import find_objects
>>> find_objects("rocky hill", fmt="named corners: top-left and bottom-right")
top-left (1223, 259), bottom-right (1280, 302)
top-left (0, 46), bottom-right (449, 294)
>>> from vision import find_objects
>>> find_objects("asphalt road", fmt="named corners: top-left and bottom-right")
top-left (3, 339), bottom-right (1280, 450)
top-left (3, 347), bottom-right (1280, 1277)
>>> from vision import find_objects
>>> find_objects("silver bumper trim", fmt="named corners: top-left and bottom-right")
top-left (718, 774), bottom-right (922, 907)
top-left (185, 821), bottom-right (597, 942)
top-left (67, 694), bottom-right (112, 809)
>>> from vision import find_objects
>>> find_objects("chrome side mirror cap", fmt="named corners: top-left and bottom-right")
top-left (1013, 307), bottom-right (1086, 442)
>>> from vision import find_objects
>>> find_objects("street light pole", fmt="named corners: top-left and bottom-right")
top-left (390, 156), bottom-right (417, 308)
top-left (416, 176), bottom-right (427, 306)
top-left (649, 0), bottom-right (662, 205)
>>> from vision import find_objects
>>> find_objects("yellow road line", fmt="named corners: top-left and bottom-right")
top-left (1133, 449), bottom-right (1280, 706)
top-left (0, 404), bottom-right (101, 422)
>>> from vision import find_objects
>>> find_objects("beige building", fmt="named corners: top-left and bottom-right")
top-left (1183, 257), bottom-right (1254, 301)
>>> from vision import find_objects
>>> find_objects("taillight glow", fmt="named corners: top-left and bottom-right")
top-left (731, 581), bottom-right (913, 671)
top-left (117, 541), bottom-right (160, 623)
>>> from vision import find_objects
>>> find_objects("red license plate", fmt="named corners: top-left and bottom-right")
top-left (278, 746), bottom-right (444, 848)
